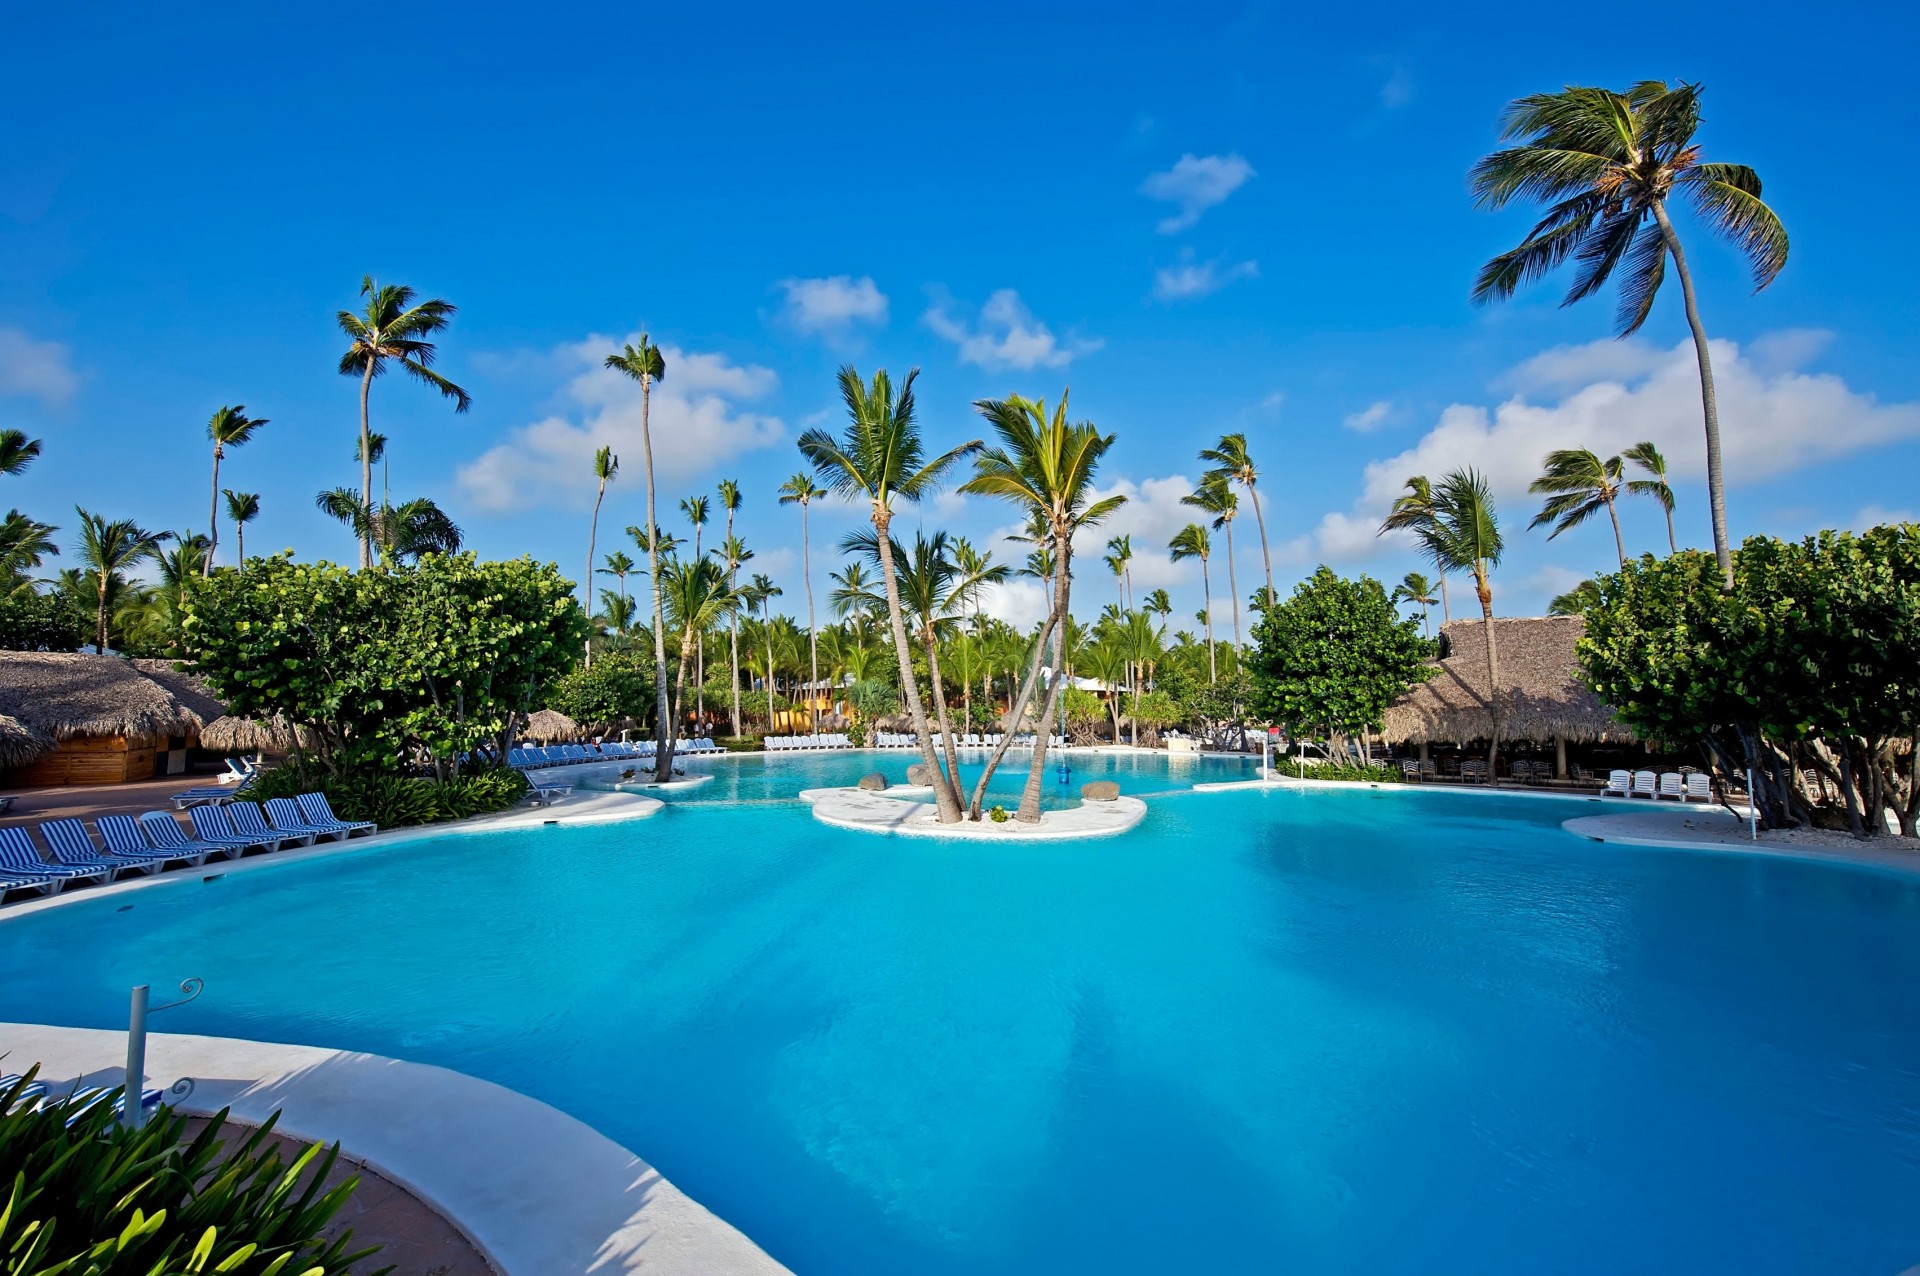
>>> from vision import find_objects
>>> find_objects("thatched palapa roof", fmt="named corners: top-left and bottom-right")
top-left (130, 659), bottom-right (226, 725)
top-left (1380, 617), bottom-right (1636, 746)
top-left (200, 714), bottom-right (318, 754)
top-left (0, 653), bottom-right (225, 762)
top-left (524, 708), bottom-right (581, 741)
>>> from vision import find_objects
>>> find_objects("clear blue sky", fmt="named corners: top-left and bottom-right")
top-left (5, 1), bottom-right (1916, 628)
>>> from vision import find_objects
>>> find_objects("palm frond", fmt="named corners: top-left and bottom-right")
top-left (1681, 165), bottom-right (1789, 289)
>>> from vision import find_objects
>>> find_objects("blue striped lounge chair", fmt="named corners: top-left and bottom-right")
top-left (130, 812), bottom-right (230, 866)
top-left (40, 818), bottom-right (149, 880)
top-left (58, 1084), bottom-right (164, 1130)
top-left (94, 815), bottom-right (199, 871)
top-left (229, 800), bottom-right (311, 848)
top-left (0, 830), bottom-right (66, 897)
top-left (264, 798), bottom-right (349, 843)
top-left (0, 821), bottom-right (108, 882)
top-left (296, 792), bottom-right (377, 838)
top-left (1, 1072), bottom-right (49, 1108)
top-left (188, 804), bottom-right (279, 855)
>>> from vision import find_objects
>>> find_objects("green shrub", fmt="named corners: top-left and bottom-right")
top-left (0, 1069), bottom-right (388, 1274)
top-left (1294, 762), bottom-right (1401, 784)
top-left (719, 735), bottom-right (764, 753)
top-left (988, 804), bottom-right (1009, 823)
top-left (252, 765), bottom-right (528, 828)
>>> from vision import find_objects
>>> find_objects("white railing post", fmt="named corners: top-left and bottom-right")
top-left (123, 984), bottom-right (150, 1130)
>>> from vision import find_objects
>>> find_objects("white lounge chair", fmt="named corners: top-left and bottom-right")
top-left (1656, 772), bottom-right (1685, 801)
top-left (1683, 772), bottom-right (1713, 802)
top-left (1631, 770), bottom-right (1658, 799)
top-left (1600, 769), bottom-right (1632, 797)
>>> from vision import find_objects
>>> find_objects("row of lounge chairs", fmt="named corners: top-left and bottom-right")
top-left (0, 794), bottom-right (376, 900)
top-left (766, 734), bottom-right (853, 750)
top-left (864, 732), bottom-right (1069, 751)
top-left (3, 1071), bottom-right (163, 1128)
top-left (507, 739), bottom-right (724, 769)
top-left (1601, 770), bottom-right (1713, 801)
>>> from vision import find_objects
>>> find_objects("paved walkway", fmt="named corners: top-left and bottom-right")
top-left (1562, 804), bottom-right (1920, 876)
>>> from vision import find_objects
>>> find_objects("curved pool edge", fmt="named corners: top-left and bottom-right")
top-left (0, 790), bottom-right (665, 925)
top-left (0, 1021), bottom-right (790, 1276)
top-left (800, 786), bottom-right (1149, 841)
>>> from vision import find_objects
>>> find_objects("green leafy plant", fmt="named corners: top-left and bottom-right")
top-left (1248, 566), bottom-right (1434, 746)
top-left (0, 1069), bottom-right (389, 1273)
top-left (988, 804), bottom-right (1009, 823)
top-left (252, 766), bottom-right (527, 828)
top-left (1297, 762), bottom-right (1402, 784)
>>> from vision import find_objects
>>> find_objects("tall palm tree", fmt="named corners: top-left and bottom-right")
top-left (1182, 476), bottom-right (1243, 651)
top-left (1529, 447), bottom-right (1628, 568)
top-left (1470, 82), bottom-right (1788, 588)
top-left (718, 478), bottom-right (746, 738)
top-left (1391, 571), bottom-right (1438, 637)
top-left (72, 508), bottom-right (170, 653)
top-left (1, 430), bottom-right (43, 477)
top-left (680, 494), bottom-right (713, 721)
top-left (0, 510), bottom-right (58, 594)
top-left (222, 490), bottom-right (259, 563)
top-left (599, 550), bottom-right (636, 607)
top-left (960, 390), bottom-right (1125, 821)
top-left (949, 538), bottom-right (1009, 717)
top-left (336, 277), bottom-right (470, 569)
top-left (1378, 475), bottom-right (1450, 622)
top-left (1425, 469), bottom-right (1506, 772)
top-left (778, 473), bottom-right (828, 732)
top-left (661, 557), bottom-right (741, 754)
top-left (203, 406), bottom-right (267, 574)
top-left (604, 337), bottom-right (676, 780)
top-left (584, 446), bottom-right (619, 664)
top-left (1168, 522), bottom-right (1216, 681)
top-left (749, 573), bottom-right (783, 731)
top-left (1105, 534), bottom-right (1134, 613)
top-left (798, 366), bottom-right (981, 824)
top-left (830, 560), bottom-right (883, 624)
top-left (1199, 433), bottom-right (1273, 601)
top-left (598, 590), bottom-right (640, 637)
top-left (1623, 440), bottom-right (1678, 554)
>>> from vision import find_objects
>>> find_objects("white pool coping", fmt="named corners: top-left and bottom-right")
top-left (0, 1022), bottom-right (789, 1276)
top-left (799, 785), bottom-right (1148, 841)
top-left (1562, 806), bottom-right (1920, 877)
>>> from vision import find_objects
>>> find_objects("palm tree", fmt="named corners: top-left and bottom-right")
top-left (1105, 534), bottom-right (1135, 614)
top-left (1168, 522), bottom-right (1216, 681)
top-left (336, 277), bottom-right (470, 569)
top-left (72, 508), bottom-right (170, 653)
top-left (0, 430), bottom-right (42, 477)
top-left (1082, 638), bottom-right (1131, 743)
top-left (203, 406), bottom-right (267, 574)
top-left (1425, 469), bottom-right (1506, 772)
top-left (1548, 578), bottom-right (1603, 616)
top-left (959, 390), bottom-right (1125, 821)
top-left (1391, 571), bottom-right (1438, 637)
top-left (598, 589), bottom-right (640, 636)
top-left (1529, 448), bottom-right (1628, 568)
top-left (749, 573), bottom-right (783, 731)
top-left (604, 336), bottom-right (675, 780)
top-left (678, 495), bottom-right (714, 720)
top-left (315, 490), bottom-right (462, 564)
top-left (778, 473), bottom-right (828, 733)
top-left (1199, 433), bottom-right (1273, 601)
top-left (0, 510), bottom-right (58, 594)
top-left (583, 446), bottom-right (619, 664)
top-left (950, 538), bottom-right (1010, 717)
top-left (222, 490), bottom-right (260, 563)
top-left (718, 478), bottom-right (745, 738)
top-left (599, 550), bottom-right (636, 607)
top-left (1378, 475), bottom-right (1450, 622)
top-left (830, 560), bottom-right (883, 623)
top-left (1182, 476), bottom-right (1243, 651)
top-left (798, 366), bottom-right (981, 824)
top-left (1623, 440), bottom-right (1678, 553)
top-left (661, 557), bottom-right (741, 753)
top-left (1470, 82), bottom-right (1788, 588)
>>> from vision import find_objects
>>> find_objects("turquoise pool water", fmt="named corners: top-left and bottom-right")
top-left (1, 757), bottom-right (1917, 1274)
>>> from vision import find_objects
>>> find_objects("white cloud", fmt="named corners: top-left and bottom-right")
top-left (978, 577), bottom-right (1051, 630)
top-left (923, 289), bottom-right (1103, 372)
top-left (1378, 65), bottom-right (1414, 109)
top-left (1140, 153), bottom-right (1255, 234)
top-left (1151, 250), bottom-right (1259, 302)
top-left (0, 328), bottom-right (78, 405)
top-left (457, 333), bottom-right (785, 513)
top-left (1311, 331), bottom-right (1920, 562)
top-left (1341, 401), bottom-right (1392, 433)
top-left (777, 275), bottom-right (888, 336)
top-left (1851, 505), bottom-right (1916, 531)
top-left (1525, 564), bottom-right (1589, 598)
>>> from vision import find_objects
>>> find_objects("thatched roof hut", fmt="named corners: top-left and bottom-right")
top-left (0, 652), bottom-right (219, 743)
top-left (524, 708), bottom-right (581, 742)
top-left (0, 714), bottom-right (52, 769)
top-left (1380, 617), bottom-right (1636, 747)
top-left (130, 659), bottom-right (226, 725)
top-left (200, 714), bottom-right (317, 754)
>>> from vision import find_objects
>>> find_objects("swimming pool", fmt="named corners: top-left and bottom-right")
top-left (2, 757), bottom-right (1916, 1274)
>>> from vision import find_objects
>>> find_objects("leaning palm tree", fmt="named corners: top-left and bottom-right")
top-left (681, 492), bottom-right (712, 722)
top-left (778, 472), bottom-right (828, 733)
top-left (718, 478), bottom-right (746, 738)
top-left (1470, 82), bottom-right (1788, 588)
top-left (1548, 578), bottom-right (1603, 616)
top-left (1391, 571), bottom-right (1438, 637)
top-left (583, 446), bottom-right (619, 664)
top-left (604, 337), bottom-right (676, 779)
top-left (222, 490), bottom-right (259, 563)
top-left (203, 405), bottom-right (267, 574)
top-left (1425, 469), bottom-right (1506, 772)
top-left (1378, 475), bottom-right (1450, 622)
top-left (72, 508), bottom-right (170, 653)
top-left (798, 366), bottom-right (981, 824)
top-left (1528, 447), bottom-right (1628, 568)
top-left (1168, 522), bottom-right (1216, 681)
top-left (959, 390), bottom-right (1125, 821)
top-left (661, 557), bottom-right (740, 756)
top-left (0, 430), bottom-right (42, 477)
top-left (1199, 433), bottom-right (1273, 601)
top-left (336, 277), bottom-right (470, 569)
top-left (1182, 475), bottom-right (1243, 651)
top-left (1623, 440), bottom-right (1678, 554)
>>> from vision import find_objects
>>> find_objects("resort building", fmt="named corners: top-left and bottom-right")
top-left (0, 653), bottom-right (224, 786)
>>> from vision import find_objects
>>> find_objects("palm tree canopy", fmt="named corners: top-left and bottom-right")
top-left (594, 447), bottom-right (619, 483)
top-left (604, 338), bottom-right (667, 386)
top-left (777, 473), bottom-right (825, 507)
top-left (1548, 578), bottom-right (1605, 615)
top-left (206, 405), bottom-right (268, 452)
top-left (1392, 571), bottom-right (1437, 607)
top-left (959, 392), bottom-right (1125, 538)
top-left (1199, 433), bottom-right (1258, 487)
top-left (662, 556), bottom-right (740, 632)
top-left (1622, 440), bottom-right (1675, 511)
top-left (1168, 523), bottom-right (1211, 562)
top-left (1377, 475), bottom-right (1435, 537)
top-left (1470, 81), bottom-right (1788, 333)
top-left (0, 430), bottom-right (44, 477)
top-left (830, 561), bottom-right (882, 619)
top-left (222, 490), bottom-right (260, 525)
top-left (717, 478), bottom-right (742, 513)
top-left (680, 493), bottom-right (707, 525)
top-left (315, 490), bottom-right (462, 563)
top-left (1528, 447), bottom-right (1624, 538)
top-left (800, 367), bottom-right (980, 517)
top-left (1181, 474), bottom-right (1237, 528)
top-left (74, 508), bottom-right (170, 576)
top-left (1426, 469), bottom-right (1504, 573)
top-left (0, 509), bottom-right (58, 588)
top-left (336, 277), bottom-right (471, 409)
top-left (600, 550), bottom-right (636, 578)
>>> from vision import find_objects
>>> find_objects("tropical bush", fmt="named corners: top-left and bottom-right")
top-left (0, 1070), bottom-right (388, 1274)
top-left (845, 678), bottom-right (898, 724)
top-left (547, 648), bottom-right (654, 727)
top-left (0, 589), bottom-right (88, 652)
top-left (1247, 566), bottom-right (1433, 745)
top-left (1289, 761), bottom-right (1402, 784)
top-left (253, 765), bottom-right (527, 827)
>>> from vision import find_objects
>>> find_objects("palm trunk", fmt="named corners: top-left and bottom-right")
top-left (1246, 481), bottom-right (1274, 602)
top-left (206, 447), bottom-right (221, 576)
top-left (236, 523), bottom-right (245, 562)
top-left (585, 477), bottom-right (606, 668)
top-left (923, 624), bottom-right (967, 813)
top-left (1663, 506), bottom-right (1677, 556)
top-left (1604, 492), bottom-right (1627, 569)
top-left (1477, 567), bottom-right (1500, 776)
top-left (763, 600), bottom-right (776, 732)
top-left (1201, 555), bottom-right (1216, 682)
top-left (1650, 199), bottom-right (1733, 589)
top-left (357, 361), bottom-right (375, 570)
top-left (95, 574), bottom-right (109, 654)
top-left (1438, 572), bottom-right (1451, 623)
top-left (1017, 529), bottom-right (1075, 823)
top-left (641, 375), bottom-right (675, 781)
top-left (875, 507), bottom-right (961, 823)
top-left (803, 503), bottom-right (819, 735)
top-left (1223, 520), bottom-right (1242, 652)
top-left (969, 608), bottom-right (1058, 818)
top-left (729, 616), bottom-right (743, 737)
